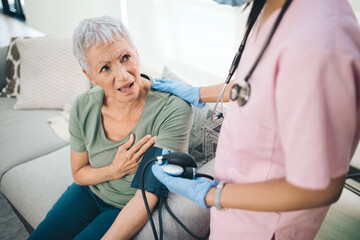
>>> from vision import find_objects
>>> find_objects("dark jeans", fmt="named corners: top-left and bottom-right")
top-left (28, 183), bottom-right (120, 240)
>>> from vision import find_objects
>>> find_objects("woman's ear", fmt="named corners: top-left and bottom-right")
top-left (83, 69), bottom-right (96, 86)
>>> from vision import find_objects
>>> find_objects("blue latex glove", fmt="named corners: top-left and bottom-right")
top-left (162, 148), bottom-right (170, 155)
top-left (152, 164), bottom-right (218, 208)
top-left (151, 78), bottom-right (206, 109)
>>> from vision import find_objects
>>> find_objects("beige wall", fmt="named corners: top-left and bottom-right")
top-left (23, 0), bottom-right (122, 38)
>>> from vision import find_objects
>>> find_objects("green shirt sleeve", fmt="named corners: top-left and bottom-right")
top-left (69, 96), bottom-right (87, 152)
top-left (154, 95), bottom-right (193, 152)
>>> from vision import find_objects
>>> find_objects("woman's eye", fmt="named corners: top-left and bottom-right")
top-left (100, 65), bottom-right (109, 72)
top-left (121, 54), bottom-right (130, 62)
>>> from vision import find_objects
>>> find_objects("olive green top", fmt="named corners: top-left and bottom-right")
top-left (69, 75), bottom-right (193, 208)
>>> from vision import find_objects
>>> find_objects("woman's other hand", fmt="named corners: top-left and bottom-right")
top-left (110, 134), bottom-right (156, 179)
top-left (151, 78), bottom-right (206, 108)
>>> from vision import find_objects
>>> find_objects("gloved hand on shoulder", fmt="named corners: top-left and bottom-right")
top-left (152, 164), bottom-right (217, 208)
top-left (151, 78), bottom-right (206, 109)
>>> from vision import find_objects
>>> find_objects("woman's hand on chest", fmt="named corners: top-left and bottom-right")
top-left (110, 133), bottom-right (157, 179)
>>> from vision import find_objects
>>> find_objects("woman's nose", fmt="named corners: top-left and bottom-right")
top-left (113, 65), bottom-right (128, 81)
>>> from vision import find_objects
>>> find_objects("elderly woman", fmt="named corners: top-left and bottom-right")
top-left (28, 16), bottom-right (193, 240)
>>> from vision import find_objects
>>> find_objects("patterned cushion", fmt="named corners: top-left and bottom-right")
top-left (161, 66), bottom-right (227, 167)
top-left (13, 37), bottom-right (90, 109)
top-left (189, 103), bottom-right (226, 167)
top-left (0, 37), bottom-right (25, 98)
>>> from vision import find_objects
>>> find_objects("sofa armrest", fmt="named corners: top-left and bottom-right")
top-left (0, 46), bottom-right (9, 91)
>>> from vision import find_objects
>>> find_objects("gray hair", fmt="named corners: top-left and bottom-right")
top-left (73, 15), bottom-right (135, 73)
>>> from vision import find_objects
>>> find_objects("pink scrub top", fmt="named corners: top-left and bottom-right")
top-left (211, 0), bottom-right (360, 239)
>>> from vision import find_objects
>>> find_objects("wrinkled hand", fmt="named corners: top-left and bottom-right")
top-left (111, 134), bottom-right (156, 179)
top-left (152, 164), bottom-right (217, 208)
top-left (151, 78), bottom-right (206, 109)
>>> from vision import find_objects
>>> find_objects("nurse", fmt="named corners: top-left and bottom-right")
top-left (151, 0), bottom-right (360, 239)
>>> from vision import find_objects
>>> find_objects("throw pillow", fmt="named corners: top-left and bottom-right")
top-left (13, 37), bottom-right (90, 109)
top-left (161, 66), bottom-right (227, 167)
top-left (189, 103), bottom-right (226, 167)
top-left (0, 37), bottom-right (25, 98)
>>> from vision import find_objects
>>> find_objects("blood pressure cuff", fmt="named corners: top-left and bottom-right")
top-left (131, 146), bottom-right (168, 197)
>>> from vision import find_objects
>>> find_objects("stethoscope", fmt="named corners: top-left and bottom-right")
top-left (211, 0), bottom-right (293, 120)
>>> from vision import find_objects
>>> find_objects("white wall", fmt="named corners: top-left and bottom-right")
top-left (23, 0), bottom-right (122, 38)
top-left (126, 0), bottom-right (249, 86)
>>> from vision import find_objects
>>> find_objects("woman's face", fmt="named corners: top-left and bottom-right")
top-left (84, 36), bottom-right (141, 103)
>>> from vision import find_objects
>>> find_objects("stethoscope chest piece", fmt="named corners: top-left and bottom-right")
top-left (230, 81), bottom-right (251, 106)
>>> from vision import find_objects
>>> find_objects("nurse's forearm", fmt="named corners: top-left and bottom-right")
top-left (205, 175), bottom-right (345, 212)
top-left (199, 81), bottom-right (234, 103)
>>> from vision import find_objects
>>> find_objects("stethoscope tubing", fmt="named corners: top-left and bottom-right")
top-left (244, 0), bottom-right (293, 82)
top-left (211, 82), bottom-right (227, 120)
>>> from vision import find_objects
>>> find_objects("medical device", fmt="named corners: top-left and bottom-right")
top-left (211, 0), bottom-right (293, 120)
top-left (139, 149), bottom-right (213, 240)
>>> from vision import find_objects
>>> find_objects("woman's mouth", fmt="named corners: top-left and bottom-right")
top-left (117, 82), bottom-right (134, 94)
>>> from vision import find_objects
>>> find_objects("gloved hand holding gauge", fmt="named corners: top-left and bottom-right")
top-left (152, 164), bottom-right (218, 209)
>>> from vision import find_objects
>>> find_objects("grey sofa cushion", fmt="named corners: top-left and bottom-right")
top-left (0, 98), bottom-right (68, 179)
top-left (0, 146), bottom-right (73, 228)
top-left (197, 157), bottom-right (215, 176)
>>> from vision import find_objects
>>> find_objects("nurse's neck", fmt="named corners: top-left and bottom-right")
top-left (258, 0), bottom-right (286, 33)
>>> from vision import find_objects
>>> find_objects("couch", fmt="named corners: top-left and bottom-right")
top-left (0, 37), bottom-right (222, 239)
